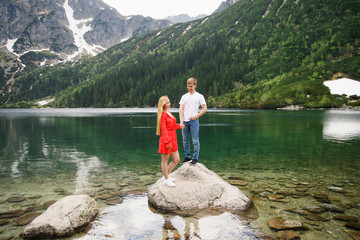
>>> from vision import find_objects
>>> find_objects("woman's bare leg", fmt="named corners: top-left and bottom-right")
top-left (161, 154), bottom-right (170, 179)
top-left (167, 151), bottom-right (180, 175)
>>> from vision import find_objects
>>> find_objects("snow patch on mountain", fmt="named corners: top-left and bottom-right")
top-left (5, 39), bottom-right (17, 53)
top-left (183, 24), bottom-right (192, 35)
top-left (37, 98), bottom-right (55, 106)
top-left (324, 78), bottom-right (360, 96)
top-left (5, 38), bottom-right (27, 67)
top-left (63, 0), bottom-right (105, 60)
top-left (201, 17), bottom-right (209, 24)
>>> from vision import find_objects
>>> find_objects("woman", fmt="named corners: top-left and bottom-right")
top-left (156, 96), bottom-right (181, 187)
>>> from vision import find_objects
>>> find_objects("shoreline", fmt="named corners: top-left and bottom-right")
top-left (1, 105), bottom-right (360, 111)
top-left (277, 105), bottom-right (360, 111)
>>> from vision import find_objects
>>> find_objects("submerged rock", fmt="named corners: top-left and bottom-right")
top-left (7, 196), bottom-right (26, 203)
top-left (13, 212), bottom-right (42, 226)
top-left (0, 219), bottom-right (9, 226)
top-left (303, 206), bottom-right (325, 214)
top-left (105, 196), bottom-right (123, 205)
top-left (345, 230), bottom-right (360, 239)
top-left (147, 163), bottom-right (252, 215)
top-left (228, 180), bottom-right (248, 186)
top-left (334, 215), bottom-right (358, 222)
top-left (268, 218), bottom-right (308, 231)
top-left (24, 200), bottom-right (56, 213)
top-left (299, 210), bottom-right (329, 221)
top-left (28, 195), bottom-right (42, 199)
top-left (328, 186), bottom-right (345, 193)
top-left (277, 230), bottom-right (300, 240)
top-left (319, 203), bottom-right (345, 213)
top-left (21, 194), bottom-right (98, 239)
top-left (345, 221), bottom-right (360, 230)
top-left (96, 193), bottom-right (116, 200)
top-left (313, 193), bottom-right (331, 203)
top-left (0, 209), bottom-right (24, 219)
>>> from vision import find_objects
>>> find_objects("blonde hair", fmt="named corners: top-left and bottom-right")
top-left (187, 77), bottom-right (197, 85)
top-left (156, 96), bottom-right (169, 135)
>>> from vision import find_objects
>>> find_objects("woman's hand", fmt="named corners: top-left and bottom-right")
top-left (165, 142), bottom-right (172, 149)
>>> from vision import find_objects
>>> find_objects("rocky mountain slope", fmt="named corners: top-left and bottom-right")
top-left (213, 0), bottom-right (239, 13)
top-left (1, 0), bottom-right (171, 54)
top-left (0, 0), bottom-right (171, 91)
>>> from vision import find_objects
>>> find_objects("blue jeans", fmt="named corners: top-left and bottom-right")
top-left (182, 119), bottom-right (200, 160)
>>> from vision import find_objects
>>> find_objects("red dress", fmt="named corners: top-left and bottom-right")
top-left (158, 112), bottom-right (180, 154)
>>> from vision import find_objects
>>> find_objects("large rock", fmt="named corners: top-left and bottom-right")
top-left (147, 163), bottom-right (252, 215)
top-left (21, 194), bottom-right (98, 239)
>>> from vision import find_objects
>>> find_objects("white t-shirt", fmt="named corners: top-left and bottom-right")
top-left (179, 92), bottom-right (206, 122)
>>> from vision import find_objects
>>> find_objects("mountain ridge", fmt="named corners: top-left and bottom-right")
top-left (165, 14), bottom-right (208, 23)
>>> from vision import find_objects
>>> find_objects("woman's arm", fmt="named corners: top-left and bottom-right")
top-left (160, 113), bottom-right (172, 148)
top-left (179, 104), bottom-right (185, 129)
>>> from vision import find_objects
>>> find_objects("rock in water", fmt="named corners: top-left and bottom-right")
top-left (13, 212), bottom-right (42, 226)
top-left (21, 195), bottom-right (98, 239)
top-left (268, 218), bottom-right (308, 230)
top-left (147, 163), bottom-right (252, 215)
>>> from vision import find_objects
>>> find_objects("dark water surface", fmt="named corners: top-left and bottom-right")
top-left (0, 108), bottom-right (359, 239)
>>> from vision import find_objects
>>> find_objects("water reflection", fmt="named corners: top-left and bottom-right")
top-left (323, 110), bottom-right (360, 141)
top-left (11, 143), bottom-right (28, 177)
top-left (78, 195), bottom-right (257, 240)
top-left (79, 195), bottom-right (163, 239)
top-left (71, 154), bottom-right (103, 194)
top-left (198, 212), bottom-right (251, 239)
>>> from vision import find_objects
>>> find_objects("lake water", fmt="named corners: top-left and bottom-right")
top-left (0, 108), bottom-right (359, 239)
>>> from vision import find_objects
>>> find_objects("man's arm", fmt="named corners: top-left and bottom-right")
top-left (191, 104), bottom-right (207, 120)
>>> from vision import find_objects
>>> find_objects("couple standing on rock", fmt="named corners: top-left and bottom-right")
top-left (156, 77), bottom-right (207, 187)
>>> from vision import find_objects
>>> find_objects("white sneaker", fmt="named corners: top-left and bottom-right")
top-left (161, 176), bottom-right (176, 182)
top-left (163, 178), bottom-right (176, 187)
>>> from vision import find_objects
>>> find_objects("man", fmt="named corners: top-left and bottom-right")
top-left (179, 77), bottom-right (207, 165)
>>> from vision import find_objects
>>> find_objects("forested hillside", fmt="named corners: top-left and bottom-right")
top-left (2, 0), bottom-right (359, 108)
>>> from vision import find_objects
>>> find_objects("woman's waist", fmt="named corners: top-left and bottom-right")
top-left (160, 130), bottom-right (177, 137)
top-left (164, 128), bottom-right (177, 132)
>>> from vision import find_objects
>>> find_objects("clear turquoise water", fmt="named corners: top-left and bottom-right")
top-left (0, 108), bottom-right (359, 239)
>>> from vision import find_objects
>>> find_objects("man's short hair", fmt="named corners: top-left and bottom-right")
top-left (187, 77), bottom-right (197, 85)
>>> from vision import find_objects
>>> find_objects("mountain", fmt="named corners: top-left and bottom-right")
top-left (1, 0), bottom-right (359, 109)
top-left (165, 14), bottom-right (208, 23)
top-left (0, 0), bottom-right (171, 90)
top-left (1, 0), bottom-right (171, 54)
top-left (213, 0), bottom-right (239, 14)
top-left (166, 0), bottom-right (238, 23)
